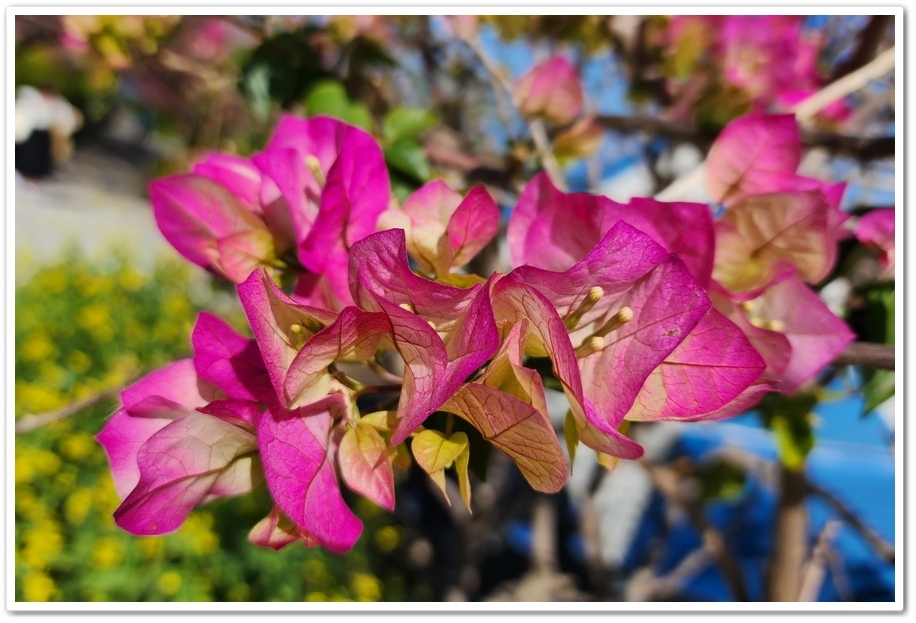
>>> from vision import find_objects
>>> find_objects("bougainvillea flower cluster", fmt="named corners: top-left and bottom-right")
top-left (98, 111), bottom-right (856, 553)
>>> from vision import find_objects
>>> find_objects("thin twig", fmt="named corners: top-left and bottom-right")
top-left (807, 482), bottom-right (895, 564)
top-left (833, 341), bottom-right (895, 370)
top-left (641, 460), bottom-right (749, 601)
top-left (16, 383), bottom-right (128, 434)
top-left (655, 46), bottom-right (896, 201)
top-left (456, 33), bottom-right (567, 190)
top-left (797, 520), bottom-right (842, 601)
top-left (767, 463), bottom-right (808, 601)
top-left (711, 447), bottom-right (896, 566)
top-left (794, 47), bottom-right (896, 125)
top-left (593, 114), bottom-right (894, 160)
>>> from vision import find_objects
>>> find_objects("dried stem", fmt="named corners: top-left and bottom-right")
top-left (642, 461), bottom-right (749, 601)
top-left (797, 520), bottom-right (842, 601)
top-left (16, 382), bottom-right (130, 434)
top-left (767, 463), bottom-right (809, 601)
top-left (807, 482), bottom-right (895, 564)
top-left (655, 45), bottom-right (896, 201)
top-left (456, 32), bottom-right (566, 190)
top-left (833, 341), bottom-right (895, 370)
top-left (593, 114), bottom-right (894, 161)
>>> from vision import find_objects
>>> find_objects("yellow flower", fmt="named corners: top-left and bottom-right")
top-left (61, 433), bottom-right (96, 461)
top-left (15, 450), bottom-right (36, 485)
top-left (16, 446), bottom-right (62, 479)
top-left (66, 350), bottom-right (93, 374)
top-left (227, 583), bottom-right (251, 602)
top-left (35, 270), bottom-right (67, 294)
top-left (139, 537), bottom-right (165, 560)
top-left (350, 572), bottom-right (382, 602)
top-left (374, 526), bottom-right (402, 553)
top-left (91, 477), bottom-right (121, 512)
top-left (157, 571), bottom-right (183, 596)
top-left (16, 488), bottom-right (48, 522)
top-left (22, 571), bottom-right (60, 601)
top-left (163, 294), bottom-right (190, 317)
top-left (119, 267), bottom-right (145, 292)
top-left (21, 334), bottom-right (54, 362)
top-left (91, 536), bottom-right (124, 570)
top-left (37, 361), bottom-right (67, 388)
top-left (17, 383), bottom-right (64, 414)
top-left (304, 591), bottom-right (327, 602)
top-left (191, 531), bottom-right (219, 556)
top-left (64, 488), bottom-right (93, 525)
top-left (78, 304), bottom-right (113, 342)
top-left (54, 469), bottom-right (77, 491)
top-left (303, 558), bottom-right (331, 589)
top-left (21, 524), bottom-right (63, 569)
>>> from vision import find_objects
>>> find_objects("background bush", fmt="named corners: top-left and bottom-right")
top-left (14, 249), bottom-right (430, 602)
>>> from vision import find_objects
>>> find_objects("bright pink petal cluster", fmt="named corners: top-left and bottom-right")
top-left (704, 113), bottom-right (856, 391)
top-left (100, 112), bottom-right (776, 554)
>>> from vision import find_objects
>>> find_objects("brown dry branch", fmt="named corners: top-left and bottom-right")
top-left (16, 383), bottom-right (126, 434)
top-left (455, 31), bottom-right (567, 190)
top-left (834, 341), bottom-right (894, 370)
top-left (797, 520), bottom-right (843, 601)
top-left (641, 460), bottom-right (749, 601)
top-left (767, 463), bottom-right (809, 601)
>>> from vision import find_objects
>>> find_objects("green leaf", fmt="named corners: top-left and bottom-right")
top-left (384, 139), bottom-right (431, 183)
top-left (862, 369), bottom-right (895, 415)
top-left (848, 284), bottom-right (895, 416)
top-left (382, 107), bottom-right (439, 145)
top-left (242, 64), bottom-right (273, 121)
top-left (239, 27), bottom-right (330, 110)
top-left (411, 429), bottom-right (469, 506)
top-left (698, 461), bottom-right (747, 502)
top-left (304, 80), bottom-right (374, 131)
top-left (563, 410), bottom-right (578, 467)
top-left (759, 393), bottom-right (818, 469)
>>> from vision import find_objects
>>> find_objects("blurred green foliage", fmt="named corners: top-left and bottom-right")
top-left (14, 250), bottom-right (430, 602)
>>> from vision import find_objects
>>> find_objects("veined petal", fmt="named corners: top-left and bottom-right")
top-left (96, 408), bottom-right (174, 500)
top-left (258, 395), bottom-right (362, 554)
top-left (236, 268), bottom-right (338, 405)
top-left (751, 276), bottom-right (856, 393)
top-left (442, 382), bottom-right (568, 493)
top-left (149, 173), bottom-right (270, 281)
top-left (514, 56), bottom-right (583, 125)
top-left (197, 399), bottom-right (262, 429)
top-left (113, 412), bottom-right (258, 535)
top-left (300, 134), bottom-right (390, 272)
top-left (507, 172), bottom-right (605, 271)
top-left (348, 229), bottom-right (499, 443)
top-left (192, 312), bottom-right (274, 404)
top-left (509, 220), bottom-right (711, 427)
top-left (383, 179), bottom-right (461, 276)
top-left (478, 319), bottom-right (547, 414)
top-left (710, 283), bottom-right (792, 379)
top-left (706, 113), bottom-right (801, 204)
top-left (447, 185), bottom-right (501, 270)
top-left (215, 228), bottom-right (276, 284)
top-left (286, 307), bottom-right (392, 408)
top-left (252, 147), bottom-right (315, 248)
top-left (508, 173), bottom-right (715, 284)
top-left (714, 191), bottom-right (836, 294)
top-left (248, 504), bottom-right (315, 551)
top-left (192, 152), bottom-right (263, 210)
top-left (121, 359), bottom-right (221, 419)
top-left (623, 309), bottom-right (766, 421)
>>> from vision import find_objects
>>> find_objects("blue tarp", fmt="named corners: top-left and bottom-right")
top-left (621, 372), bottom-right (896, 601)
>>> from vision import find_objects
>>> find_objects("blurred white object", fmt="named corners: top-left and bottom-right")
top-left (15, 85), bottom-right (83, 176)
